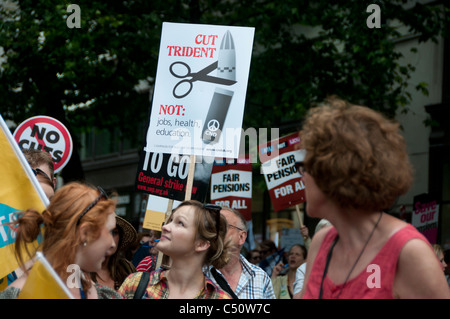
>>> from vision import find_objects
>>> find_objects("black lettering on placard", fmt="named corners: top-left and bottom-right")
top-left (267, 164), bottom-right (298, 182)
top-left (46, 130), bottom-right (60, 143)
top-left (18, 140), bottom-right (29, 148)
top-left (212, 183), bottom-right (251, 193)
top-left (30, 125), bottom-right (60, 144)
top-left (31, 125), bottom-right (45, 140)
top-left (26, 124), bottom-right (61, 151)
top-left (53, 150), bottom-right (63, 163)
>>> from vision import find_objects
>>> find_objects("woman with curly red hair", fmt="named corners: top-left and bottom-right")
top-left (297, 97), bottom-right (450, 299)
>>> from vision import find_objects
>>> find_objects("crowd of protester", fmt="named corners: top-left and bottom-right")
top-left (1, 97), bottom-right (449, 299)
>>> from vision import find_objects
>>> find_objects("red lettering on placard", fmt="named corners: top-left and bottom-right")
top-left (420, 211), bottom-right (437, 222)
top-left (195, 34), bottom-right (219, 45)
top-left (414, 201), bottom-right (437, 214)
top-left (159, 104), bottom-right (184, 115)
top-left (167, 45), bottom-right (216, 58)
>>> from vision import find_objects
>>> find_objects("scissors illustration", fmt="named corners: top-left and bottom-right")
top-left (169, 61), bottom-right (237, 99)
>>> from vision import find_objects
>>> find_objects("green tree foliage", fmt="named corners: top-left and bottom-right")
top-left (0, 0), bottom-right (448, 181)
top-left (204, 0), bottom-right (448, 128)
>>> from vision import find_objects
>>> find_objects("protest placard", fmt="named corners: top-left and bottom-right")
top-left (142, 195), bottom-right (182, 232)
top-left (412, 193), bottom-right (439, 244)
top-left (13, 115), bottom-right (73, 173)
top-left (138, 22), bottom-right (254, 266)
top-left (144, 22), bottom-right (254, 159)
top-left (135, 151), bottom-right (213, 202)
top-left (259, 132), bottom-right (306, 212)
top-left (210, 156), bottom-right (252, 221)
top-left (280, 227), bottom-right (305, 251)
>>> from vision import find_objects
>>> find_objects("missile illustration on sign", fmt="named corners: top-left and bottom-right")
top-left (202, 30), bottom-right (236, 144)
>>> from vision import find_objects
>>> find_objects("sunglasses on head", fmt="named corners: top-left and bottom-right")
top-left (203, 204), bottom-right (222, 240)
top-left (32, 168), bottom-right (53, 184)
top-left (76, 186), bottom-right (108, 226)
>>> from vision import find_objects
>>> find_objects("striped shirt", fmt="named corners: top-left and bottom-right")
top-left (205, 255), bottom-right (276, 299)
top-left (136, 256), bottom-right (156, 272)
top-left (118, 270), bottom-right (231, 299)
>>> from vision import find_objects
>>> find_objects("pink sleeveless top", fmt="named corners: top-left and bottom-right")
top-left (302, 224), bottom-right (430, 299)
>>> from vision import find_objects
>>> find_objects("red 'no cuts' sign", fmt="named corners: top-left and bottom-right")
top-left (13, 116), bottom-right (73, 173)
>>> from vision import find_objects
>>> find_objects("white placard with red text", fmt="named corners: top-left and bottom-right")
top-left (145, 22), bottom-right (254, 158)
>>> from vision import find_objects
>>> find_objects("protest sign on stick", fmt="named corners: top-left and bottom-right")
top-left (210, 156), bottom-right (252, 221)
top-left (135, 151), bottom-right (213, 202)
top-left (259, 132), bottom-right (306, 212)
top-left (144, 22), bottom-right (254, 159)
top-left (13, 115), bottom-right (73, 173)
top-left (139, 21), bottom-right (254, 269)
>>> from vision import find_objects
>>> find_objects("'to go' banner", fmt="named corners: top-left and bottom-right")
top-left (13, 116), bottom-right (73, 173)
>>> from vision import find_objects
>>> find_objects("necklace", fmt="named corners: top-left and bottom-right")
top-left (319, 212), bottom-right (383, 299)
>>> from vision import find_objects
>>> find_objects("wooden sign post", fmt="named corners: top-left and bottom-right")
top-left (184, 155), bottom-right (196, 201)
top-left (295, 204), bottom-right (304, 228)
top-left (295, 204), bottom-right (308, 240)
top-left (156, 155), bottom-right (196, 269)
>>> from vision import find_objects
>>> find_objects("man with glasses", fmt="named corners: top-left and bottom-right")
top-left (22, 148), bottom-right (56, 199)
top-left (204, 206), bottom-right (275, 299)
top-left (247, 250), bottom-right (262, 265)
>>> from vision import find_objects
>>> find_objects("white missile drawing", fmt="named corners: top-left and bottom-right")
top-left (202, 30), bottom-right (236, 145)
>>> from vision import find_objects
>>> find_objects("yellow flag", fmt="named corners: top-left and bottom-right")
top-left (0, 276), bottom-right (8, 291)
top-left (18, 252), bottom-right (73, 299)
top-left (0, 114), bottom-right (48, 279)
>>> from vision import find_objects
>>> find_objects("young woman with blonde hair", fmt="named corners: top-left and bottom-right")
top-left (119, 200), bottom-right (232, 299)
top-left (0, 182), bottom-right (121, 299)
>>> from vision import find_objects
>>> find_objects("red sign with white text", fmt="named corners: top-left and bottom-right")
top-left (259, 132), bottom-right (305, 212)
